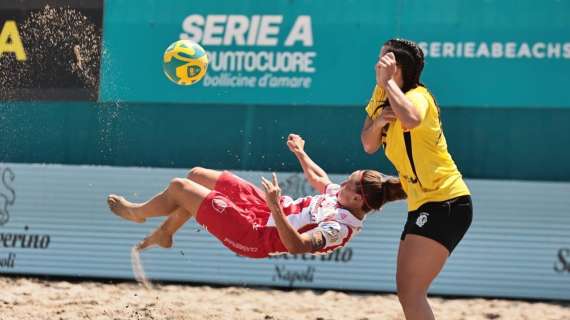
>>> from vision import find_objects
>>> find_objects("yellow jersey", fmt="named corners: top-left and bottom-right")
top-left (365, 85), bottom-right (470, 211)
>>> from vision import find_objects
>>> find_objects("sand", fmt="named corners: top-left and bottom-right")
top-left (0, 5), bottom-right (101, 100)
top-left (0, 276), bottom-right (568, 320)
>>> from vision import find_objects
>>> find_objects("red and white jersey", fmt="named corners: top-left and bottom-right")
top-left (266, 184), bottom-right (364, 254)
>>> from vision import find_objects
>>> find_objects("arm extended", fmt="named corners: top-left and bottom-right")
top-left (287, 134), bottom-right (331, 194)
top-left (377, 52), bottom-right (423, 130)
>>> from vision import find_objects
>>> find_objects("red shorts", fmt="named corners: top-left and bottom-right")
top-left (195, 171), bottom-right (286, 258)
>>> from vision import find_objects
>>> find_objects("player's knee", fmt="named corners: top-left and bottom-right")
top-left (169, 178), bottom-right (189, 191)
top-left (396, 278), bottom-right (427, 306)
top-left (187, 167), bottom-right (206, 180)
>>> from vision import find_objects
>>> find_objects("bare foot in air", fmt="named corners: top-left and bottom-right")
top-left (136, 227), bottom-right (173, 250)
top-left (107, 194), bottom-right (146, 223)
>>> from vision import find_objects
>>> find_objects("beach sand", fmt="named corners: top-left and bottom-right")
top-left (0, 276), bottom-right (568, 320)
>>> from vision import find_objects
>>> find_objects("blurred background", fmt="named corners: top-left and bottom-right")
top-left (0, 0), bottom-right (569, 302)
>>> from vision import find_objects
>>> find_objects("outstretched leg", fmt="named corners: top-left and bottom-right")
top-left (108, 178), bottom-right (209, 222)
top-left (131, 178), bottom-right (211, 249)
top-left (107, 167), bottom-right (222, 223)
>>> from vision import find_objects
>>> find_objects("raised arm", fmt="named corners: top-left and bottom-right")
top-left (287, 134), bottom-right (331, 194)
top-left (377, 52), bottom-right (424, 130)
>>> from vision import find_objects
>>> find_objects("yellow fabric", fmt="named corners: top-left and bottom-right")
top-left (365, 85), bottom-right (387, 120)
top-left (365, 85), bottom-right (470, 211)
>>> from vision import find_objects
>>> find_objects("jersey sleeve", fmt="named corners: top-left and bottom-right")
top-left (365, 85), bottom-right (387, 120)
top-left (312, 221), bottom-right (350, 249)
top-left (405, 89), bottom-right (429, 122)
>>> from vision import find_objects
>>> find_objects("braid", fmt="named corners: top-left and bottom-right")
top-left (386, 39), bottom-right (446, 138)
top-left (383, 38), bottom-right (425, 92)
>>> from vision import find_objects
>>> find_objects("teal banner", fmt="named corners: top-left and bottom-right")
top-left (100, 0), bottom-right (570, 107)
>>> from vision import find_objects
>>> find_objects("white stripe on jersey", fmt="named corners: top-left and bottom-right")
top-left (265, 184), bottom-right (364, 252)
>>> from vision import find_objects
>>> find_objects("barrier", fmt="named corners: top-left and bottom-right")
top-left (1, 163), bottom-right (568, 300)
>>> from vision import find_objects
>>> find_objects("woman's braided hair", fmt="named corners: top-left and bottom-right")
top-left (383, 38), bottom-right (425, 93)
top-left (384, 39), bottom-right (443, 128)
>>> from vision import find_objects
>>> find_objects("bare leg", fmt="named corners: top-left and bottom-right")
top-left (186, 167), bottom-right (223, 189)
top-left (108, 177), bottom-right (197, 223)
top-left (134, 179), bottom-right (210, 249)
top-left (137, 207), bottom-right (191, 249)
top-left (108, 168), bottom-right (222, 223)
top-left (396, 235), bottom-right (449, 320)
top-left (134, 168), bottom-right (224, 248)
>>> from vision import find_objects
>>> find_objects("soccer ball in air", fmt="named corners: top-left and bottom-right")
top-left (163, 40), bottom-right (208, 85)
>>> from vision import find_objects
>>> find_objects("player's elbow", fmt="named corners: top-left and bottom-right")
top-left (401, 119), bottom-right (421, 130)
top-left (401, 104), bottom-right (423, 129)
top-left (362, 139), bottom-right (380, 154)
top-left (401, 112), bottom-right (422, 130)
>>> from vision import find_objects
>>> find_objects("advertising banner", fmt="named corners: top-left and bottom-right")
top-left (100, 0), bottom-right (570, 107)
top-left (1, 163), bottom-right (569, 300)
top-left (0, 0), bottom-right (103, 101)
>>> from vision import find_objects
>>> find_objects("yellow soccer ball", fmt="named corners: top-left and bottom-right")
top-left (163, 40), bottom-right (208, 85)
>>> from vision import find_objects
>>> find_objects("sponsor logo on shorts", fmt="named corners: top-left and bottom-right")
top-left (416, 212), bottom-right (429, 228)
top-left (211, 197), bottom-right (228, 214)
top-left (223, 238), bottom-right (258, 253)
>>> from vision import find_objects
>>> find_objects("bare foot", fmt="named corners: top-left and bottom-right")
top-left (136, 227), bottom-right (173, 250)
top-left (107, 194), bottom-right (146, 223)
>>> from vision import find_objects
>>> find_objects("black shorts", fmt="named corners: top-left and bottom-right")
top-left (400, 195), bottom-right (473, 254)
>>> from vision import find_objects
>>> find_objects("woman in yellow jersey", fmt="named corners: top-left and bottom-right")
top-left (361, 39), bottom-right (472, 320)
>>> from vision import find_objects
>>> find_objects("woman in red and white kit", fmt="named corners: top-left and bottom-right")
top-left (107, 134), bottom-right (406, 257)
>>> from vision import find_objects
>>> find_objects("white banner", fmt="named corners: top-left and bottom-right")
top-left (0, 163), bottom-right (569, 300)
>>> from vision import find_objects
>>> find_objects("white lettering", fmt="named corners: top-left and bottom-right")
top-left (180, 15), bottom-right (204, 42)
top-left (518, 42), bottom-right (532, 58)
top-left (464, 42), bottom-right (475, 58)
top-left (505, 42), bottom-right (516, 58)
top-left (208, 50), bottom-right (316, 73)
top-left (414, 41), bottom-right (570, 59)
top-left (492, 42), bottom-right (503, 58)
top-left (223, 15), bottom-right (249, 46)
top-left (430, 42), bottom-right (441, 58)
top-left (285, 15), bottom-right (313, 47)
top-left (532, 42), bottom-right (545, 58)
top-left (247, 15), bottom-right (260, 45)
top-left (547, 42), bottom-right (561, 58)
top-left (243, 52), bottom-right (257, 72)
top-left (257, 15), bottom-right (282, 46)
top-left (203, 15), bottom-right (227, 45)
top-left (304, 52), bottom-right (316, 73)
top-left (457, 42), bottom-right (463, 57)
top-left (476, 42), bottom-right (490, 58)
top-left (563, 43), bottom-right (570, 58)
top-left (442, 42), bottom-right (454, 57)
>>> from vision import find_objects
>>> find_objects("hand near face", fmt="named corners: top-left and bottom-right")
top-left (376, 52), bottom-right (397, 86)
